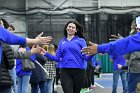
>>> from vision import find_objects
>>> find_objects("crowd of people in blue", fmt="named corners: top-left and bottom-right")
top-left (0, 15), bottom-right (140, 93)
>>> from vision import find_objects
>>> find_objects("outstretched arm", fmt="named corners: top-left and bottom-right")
top-left (81, 32), bottom-right (140, 56)
top-left (0, 26), bottom-right (52, 45)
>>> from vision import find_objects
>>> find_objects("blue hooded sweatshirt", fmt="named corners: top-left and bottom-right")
top-left (0, 26), bottom-right (26, 64)
top-left (45, 36), bottom-right (91, 69)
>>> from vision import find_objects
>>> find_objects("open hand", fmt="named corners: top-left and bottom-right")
top-left (35, 32), bottom-right (52, 45)
top-left (81, 41), bottom-right (98, 56)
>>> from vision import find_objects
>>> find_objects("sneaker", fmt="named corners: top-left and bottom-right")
top-left (84, 88), bottom-right (90, 93)
top-left (99, 74), bottom-right (102, 78)
top-left (80, 88), bottom-right (90, 93)
top-left (97, 74), bottom-right (102, 78)
top-left (80, 88), bottom-right (85, 93)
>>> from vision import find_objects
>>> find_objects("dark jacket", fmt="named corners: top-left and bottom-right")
top-left (0, 43), bottom-right (14, 86)
top-left (125, 51), bottom-right (140, 73)
top-left (30, 53), bottom-right (47, 84)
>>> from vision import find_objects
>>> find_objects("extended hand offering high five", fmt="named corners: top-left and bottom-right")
top-left (81, 41), bottom-right (98, 56)
top-left (35, 32), bottom-right (52, 45)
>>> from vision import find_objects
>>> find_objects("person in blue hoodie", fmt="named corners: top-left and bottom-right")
top-left (81, 16), bottom-right (140, 57)
top-left (109, 20), bottom-right (139, 93)
top-left (40, 20), bottom-right (91, 93)
top-left (16, 45), bottom-right (36, 93)
top-left (0, 19), bottom-right (52, 93)
top-left (110, 55), bottom-right (128, 93)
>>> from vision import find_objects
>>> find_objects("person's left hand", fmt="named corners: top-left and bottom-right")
top-left (81, 41), bottom-right (98, 56)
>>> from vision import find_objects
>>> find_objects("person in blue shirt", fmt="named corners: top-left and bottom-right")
top-left (40, 20), bottom-right (91, 93)
top-left (16, 45), bottom-right (36, 93)
top-left (0, 20), bottom-right (52, 50)
top-left (81, 16), bottom-right (140, 93)
top-left (110, 19), bottom-right (140, 93)
top-left (110, 55), bottom-right (128, 93)
top-left (0, 19), bottom-right (52, 60)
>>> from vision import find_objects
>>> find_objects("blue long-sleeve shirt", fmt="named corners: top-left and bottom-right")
top-left (0, 26), bottom-right (26, 64)
top-left (98, 32), bottom-right (140, 56)
top-left (45, 36), bottom-right (91, 69)
top-left (110, 55), bottom-right (126, 70)
top-left (0, 26), bottom-right (26, 45)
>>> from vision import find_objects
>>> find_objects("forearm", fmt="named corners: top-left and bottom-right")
top-left (44, 52), bottom-right (60, 62)
top-left (26, 38), bottom-right (37, 44)
top-left (98, 33), bottom-right (140, 56)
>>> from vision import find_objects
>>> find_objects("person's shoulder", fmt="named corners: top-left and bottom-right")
top-left (77, 37), bottom-right (86, 42)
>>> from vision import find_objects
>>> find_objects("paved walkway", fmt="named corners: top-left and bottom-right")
top-left (54, 73), bottom-right (123, 93)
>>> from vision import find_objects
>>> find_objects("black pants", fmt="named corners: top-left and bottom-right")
top-left (56, 68), bottom-right (60, 85)
top-left (60, 68), bottom-right (85, 93)
top-left (83, 66), bottom-right (95, 88)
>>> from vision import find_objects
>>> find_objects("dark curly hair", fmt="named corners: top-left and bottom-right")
top-left (64, 20), bottom-right (84, 39)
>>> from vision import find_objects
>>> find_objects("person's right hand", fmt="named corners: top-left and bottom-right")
top-left (81, 41), bottom-right (98, 56)
top-left (35, 36), bottom-right (52, 45)
top-left (35, 32), bottom-right (53, 45)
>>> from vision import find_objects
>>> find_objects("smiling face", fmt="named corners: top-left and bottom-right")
top-left (66, 23), bottom-right (77, 36)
